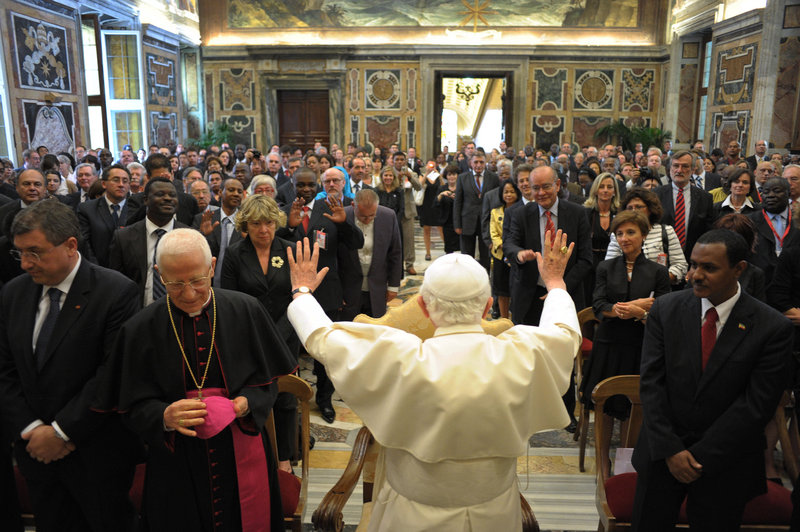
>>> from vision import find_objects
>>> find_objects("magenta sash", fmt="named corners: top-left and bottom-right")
top-left (188, 388), bottom-right (271, 532)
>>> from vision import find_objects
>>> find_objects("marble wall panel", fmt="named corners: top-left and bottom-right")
top-left (365, 116), bottom-right (400, 151)
top-left (146, 52), bottom-right (177, 107)
top-left (713, 42), bottom-right (757, 106)
top-left (532, 68), bottom-right (567, 111)
top-left (531, 115), bottom-right (565, 149)
top-left (406, 116), bottom-right (416, 150)
top-left (406, 69), bottom-right (417, 112)
top-left (772, 37), bottom-right (800, 149)
top-left (623, 116), bottom-right (650, 128)
top-left (572, 116), bottom-right (610, 147)
top-left (676, 63), bottom-right (697, 143)
top-left (20, 100), bottom-right (74, 154)
top-left (150, 111), bottom-right (178, 146)
top-left (710, 110), bottom-right (750, 152)
top-left (348, 68), bottom-right (359, 112)
top-left (220, 114), bottom-right (256, 147)
top-left (365, 69), bottom-right (401, 110)
top-left (220, 68), bottom-right (254, 111)
top-left (205, 72), bottom-right (215, 122)
top-left (574, 69), bottom-right (614, 111)
top-left (621, 68), bottom-right (654, 112)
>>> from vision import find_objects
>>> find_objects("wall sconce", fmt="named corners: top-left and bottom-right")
top-left (455, 79), bottom-right (481, 103)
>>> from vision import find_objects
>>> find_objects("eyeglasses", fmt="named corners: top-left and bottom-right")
top-left (160, 269), bottom-right (213, 293)
top-left (10, 240), bottom-right (66, 262)
top-left (322, 178), bottom-right (342, 185)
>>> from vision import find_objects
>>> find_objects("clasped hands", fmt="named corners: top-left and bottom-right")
top-left (163, 396), bottom-right (249, 438)
top-left (612, 297), bottom-right (654, 320)
top-left (21, 424), bottom-right (75, 464)
top-left (667, 449), bottom-right (703, 484)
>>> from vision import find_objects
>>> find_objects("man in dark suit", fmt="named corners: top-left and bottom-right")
top-left (108, 178), bottom-right (190, 307)
top-left (275, 157), bottom-right (303, 207)
top-left (0, 170), bottom-right (48, 284)
top-left (454, 152), bottom-right (499, 271)
top-left (749, 177), bottom-right (800, 286)
top-left (692, 156), bottom-right (722, 192)
top-left (347, 156), bottom-right (371, 194)
top-left (632, 229), bottom-right (792, 530)
top-left (745, 139), bottom-right (768, 171)
top-left (0, 199), bottom-right (141, 532)
top-left (279, 168), bottom-right (363, 423)
top-left (77, 164), bottom-right (132, 267)
top-left (62, 163), bottom-right (98, 209)
top-left (655, 151), bottom-right (714, 261)
top-left (503, 165), bottom-right (592, 432)
top-left (406, 147), bottom-right (422, 174)
top-left (193, 178), bottom-right (244, 285)
top-left (457, 142), bottom-right (476, 173)
top-left (265, 151), bottom-right (289, 188)
top-left (338, 189), bottom-right (402, 321)
top-left (125, 153), bottom-right (199, 226)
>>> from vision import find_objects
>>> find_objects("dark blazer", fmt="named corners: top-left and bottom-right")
top-left (592, 254), bottom-right (671, 328)
top-left (272, 168), bottom-right (290, 189)
top-left (745, 155), bottom-right (765, 172)
top-left (275, 180), bottom-right (295, 207)
top-left (453, 170), bottom-right (499, 235)
top-left (220, 236), bottom-right (298, 353)
top-left (748, 209), bottom-right (800, 285)
top-left (108, 219), bottom-right (191, 306)
top-left (191, 209), bottom-right (244, 259)
top-left (77, 196), bottom-right (132, 267)
top-left (337, 205), bottom-right (402, 320)
top-left (126, 190), bottom-right (199, 226)
top-left (0, 260), bottom-right (142, 527)
top-left (655, 184), bottom-right (714, 260)
top-left (633, 290), bottom-right (791, 498)
top-left (0, 200), bottom-right (21, 238)
top-left (61, 190), bottom-right (86, 211)
top-left (503, 198), bottom-right (593, 322)
top-left (278, 200), bottom-right (364, 314)
top-left (480, 185), bottom-right (503, 249)
top-left (767, 246), bottom-right (800, 349)
top-left (712, 199), bottom-right (760, 221)
top-left (697, 171), bottom-right (722, 192)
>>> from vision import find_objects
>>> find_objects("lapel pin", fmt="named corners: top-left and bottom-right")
top-left (738, 323), bottom-right (746, 330)
top-left (75, 305), bottom-right (81, 309)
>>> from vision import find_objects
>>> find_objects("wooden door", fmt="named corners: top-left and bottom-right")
top-left (277, 90), bottom-right (329, 153)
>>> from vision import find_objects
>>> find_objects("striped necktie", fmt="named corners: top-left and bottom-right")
top-left (674, 188), bottom-right (686, 248)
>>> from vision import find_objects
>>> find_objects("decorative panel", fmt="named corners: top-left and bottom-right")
top-left (219, 68), bottom-right (254, 111)
top-left (574, 69), bottom-right (614, 111)
top-left (365, 69), bottom-right (401, 110)
top-left (145, 53), bottom-right (176, 106)
top-left (406, 68), bottom-right (417, 112)
top-left (532, 68), bottom-right (567, 111)
top-left (220, 114), bottom-right (256, 147)
top-left (150, 111), bottom-right (178, 146)
top-left (348, 68), bottom-right (359, 111)
top-left (710, 110), bottom-right (750, 152)
top-left (531, 115), bottom-right (565, 149)
top-left (676, 63), bottom-right (697, 143)
top-left (365, 116), bottom-right (401, 150)
top-left (572, 116), bottom-right (611, 147)
top-left (772, 37), bottom-right (800, 149)
top-left (621, 68), bottom-right (654, 112)
top-left (713, 42), bottom-right (757, 106)
top-left (21, 100), bottom-right (75, 155)
top-left (12, 12), bottom-right (71, 92)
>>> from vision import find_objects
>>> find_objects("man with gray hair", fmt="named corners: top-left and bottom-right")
top-left (287, 231), bottom-right (579, 531)
top-left (338, 188), bottom-right (402, 320)
top-left (97, 227), bottom-right (296, 531)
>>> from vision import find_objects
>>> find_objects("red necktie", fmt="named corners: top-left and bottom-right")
top-left (302, 206), bottom-right (310, 233)
top-left (701, 307), bottom-right (718, 370)
top-left (674, 188), bottom-right (686, 248)
top-left (544, 211), bottom-right (555, 244)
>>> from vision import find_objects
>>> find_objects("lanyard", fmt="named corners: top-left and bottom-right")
top-left (763, 208), bottom-right (791, 248)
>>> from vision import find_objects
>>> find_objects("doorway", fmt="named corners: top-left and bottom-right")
top-left (277, 90), bottom-right (329, 153)
top-left (433, 72), bottom-right (512, 156)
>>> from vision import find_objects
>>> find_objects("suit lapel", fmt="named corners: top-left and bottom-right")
top-left (38, 262), bottom-right (90, 370)
top-left (266, 238), bottom-right (286, 286)
top-left (135, 222), bottom-right (149, 277)
top-left (96, 199), bottom-right (116, 232)
top-left (679, 295), bottom-right (704, 389)
top-left (20, 280), bottom-right (40, 377)
top-left (242, 238), bottom-right (270, 289)
top-left (309, 202), bottom-right (326, 236)
top-left (696, 296), bottom-right (752, 394)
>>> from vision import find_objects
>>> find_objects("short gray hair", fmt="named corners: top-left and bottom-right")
top-left (127, 162), bottom-right (144, 173)
top-left (75, 162), bottom-right (97, 176)
top-left (249, 174), bottom-right (277, 195)
top-left (155, 228), bottom-right (212, 268)
top-left (354, 188), bottom-right (378, 205)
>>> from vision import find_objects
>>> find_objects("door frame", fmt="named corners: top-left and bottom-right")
top-left (433, 71), bottom-right (514, 156)
top-left (420, 56), bottom-right (528, 158)
top-left (260, 73), bottom-right (346, 150)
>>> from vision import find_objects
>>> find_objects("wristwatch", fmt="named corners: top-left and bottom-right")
top-left (291, 286), bottom-right (311, 296)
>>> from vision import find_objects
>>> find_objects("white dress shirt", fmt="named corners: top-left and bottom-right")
top-left (144, 217), bottom-right (175, 306)
top-left (700, 282), bottom-right (742, 339)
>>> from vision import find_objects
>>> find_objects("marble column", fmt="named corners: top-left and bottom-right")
top-left (662, 34), bottom-right (684, 146)
top-left (750, 0), bottom-right (784, 147)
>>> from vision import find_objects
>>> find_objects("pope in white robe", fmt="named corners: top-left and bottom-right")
top-left (287, 232), bottom-right (581, 532)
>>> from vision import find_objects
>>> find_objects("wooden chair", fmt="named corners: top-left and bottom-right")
top-left (312, 294), bottom-right (540, 532)
top-left (773, 391), bottom-right (800, 485)
top-left (266, 374), bottom-right (313, 532)
top-left (574, 306), bottom-right (599, 472)
top-left (592, 375), bottom-right (792, 531)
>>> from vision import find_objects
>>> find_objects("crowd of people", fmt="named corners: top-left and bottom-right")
top-left (1, 135), bottom-right (800, 530)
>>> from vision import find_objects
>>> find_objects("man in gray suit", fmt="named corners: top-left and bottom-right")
top-left (338, 189), bottom-right (402, 320)
top-left (454, 152), bottom-right (499, 271)
top-left (391, 151), bottom-right (421, 275)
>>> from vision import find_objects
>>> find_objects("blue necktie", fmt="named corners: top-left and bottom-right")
top-left (152, 229), bottom-right (167, 300)
top-left (772, 214), bottom-right (784, 236)
top-left (35, 288), bottom-right (61, 370)
top-left (111, 204), bottom-right (120, 227)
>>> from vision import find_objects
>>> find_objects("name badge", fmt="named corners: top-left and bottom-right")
top-left (315, 230), bottom-right (327, 250)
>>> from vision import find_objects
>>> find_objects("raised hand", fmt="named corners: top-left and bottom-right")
top-left (288, 198), bottom-right (304, 228)
top-left (287, 237), bottom-right (330, 294)
top-left (199, 210), bottom-right (219, 236)
top-left (323, 195), bottom-right (346, 224)
top-left (534, 229), bottom-right (573, 292)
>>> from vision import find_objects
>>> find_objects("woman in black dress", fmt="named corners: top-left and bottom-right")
top-left (419, 159), bottom-right (445, 260)
top-left (220, 194), bottom-right (299, 473)
top-left (580, 210), bottom-right (670, 452)
top-left (434, 164), bottom-right (461, 254)
top-left (583, 172), bottom-right (620, 305)
top-left (375, 165), bottom-right (404, 223)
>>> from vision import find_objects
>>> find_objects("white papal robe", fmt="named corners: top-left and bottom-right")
top-left (288, 289), bottom-right (580, 532)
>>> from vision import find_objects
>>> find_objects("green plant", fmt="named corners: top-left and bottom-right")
top-left (185, 120), bottom-right (232, 149)
top-left (594, 120), bottom-right (672, 152)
